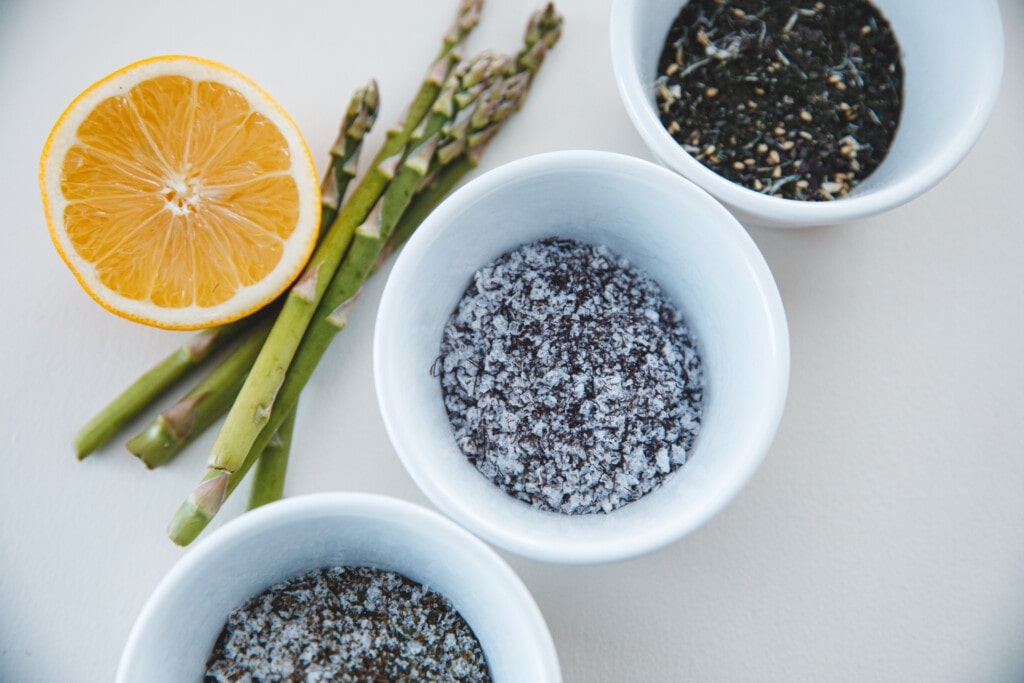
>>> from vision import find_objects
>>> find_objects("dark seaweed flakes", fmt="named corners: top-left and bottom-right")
top-left (437, 237), bottom-right (704, 515)
top-left (656, 0), bottom-right (903, 201)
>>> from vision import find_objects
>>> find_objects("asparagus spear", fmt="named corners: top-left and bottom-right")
top-left (230, 81), bottom-right (382, 501)
top-left (247, 405), bottom-right (296, 509)
top-left (72, 82), bottom-right (380, 461)
top-left (205, 0), bottom-right (482, 480)
top-left (166, 27), bottom-right (560, 545)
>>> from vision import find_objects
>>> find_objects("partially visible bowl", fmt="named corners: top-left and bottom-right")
top-left (117, 493), bottom-right (560, 682)
top-left (610, 0), bottom-right (1004, 228)
top-left (374, 150), bottom-right (789, 563)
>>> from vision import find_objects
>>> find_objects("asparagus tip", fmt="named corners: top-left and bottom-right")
top-left (338, 79), bottom-right (381, 146)
top-left (441, 0), bottom-right (485, 54)
top-left (518, 3), bottom-right (564, 75)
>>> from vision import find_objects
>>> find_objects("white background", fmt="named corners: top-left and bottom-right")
top-left (2, 0), bottom-right (1022, 680)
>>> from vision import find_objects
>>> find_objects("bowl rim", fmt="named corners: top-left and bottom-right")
top-left (373, 149), bottom-right (790, 563)
top-left (608, 0), bottom-right (1006, 227)
top-left (116, 492), bottom-right (561, 681)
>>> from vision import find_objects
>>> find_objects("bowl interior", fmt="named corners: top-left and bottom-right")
top-left (117, 494), bottom-right (559, 682)
top-left (375, 152), bottom-right (788, 562)
top-left (612, 0), bottom-right (1004, 225)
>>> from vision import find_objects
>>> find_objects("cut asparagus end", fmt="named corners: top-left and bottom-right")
top-left (126, 417), bottom-right (177, 470)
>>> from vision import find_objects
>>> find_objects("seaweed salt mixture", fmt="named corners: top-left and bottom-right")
top-left (656, 0), bottom-right (903, 200)
top-left (205, 566), bottom-right (490, 682)
top-left (437, 237), bottom-right (703, 515)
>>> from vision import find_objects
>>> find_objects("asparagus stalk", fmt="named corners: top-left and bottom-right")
top-left (167, 31), bottom-right (559, 545)
top-left (205, 0), bottom-right (481, 479)
top-left (247, 405), bottom-right (296, 509)
top-left (72, 318), bottom-right (251, 460)
top-left (226, 85), bottom-right (381, 501)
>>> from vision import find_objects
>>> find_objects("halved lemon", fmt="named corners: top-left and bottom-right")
top-left (40, 55), bottom-right (320, 330)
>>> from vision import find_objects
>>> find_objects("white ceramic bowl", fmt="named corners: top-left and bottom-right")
top-left (374, 150), bottom-right (789, 563)
top-left (117, 493), bottom-right (560, 682)
top-left (610, 0), bottom-right (1004, 228)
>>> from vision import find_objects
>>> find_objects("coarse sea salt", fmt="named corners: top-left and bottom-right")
top-left (437, 237), bottom-right (704, 515)
top-left (204, 566), bottom-right (490, 682)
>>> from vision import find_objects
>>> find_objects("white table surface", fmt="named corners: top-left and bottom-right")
top-left (2, 1), bottom-right (1022, 681)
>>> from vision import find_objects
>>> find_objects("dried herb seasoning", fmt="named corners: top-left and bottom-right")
top-left (656, 0), bottom-right (903, 201)
top-left (205, 566), bottom-right (491, 682)
top-left (437, 237), bottom-right (703, 515)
